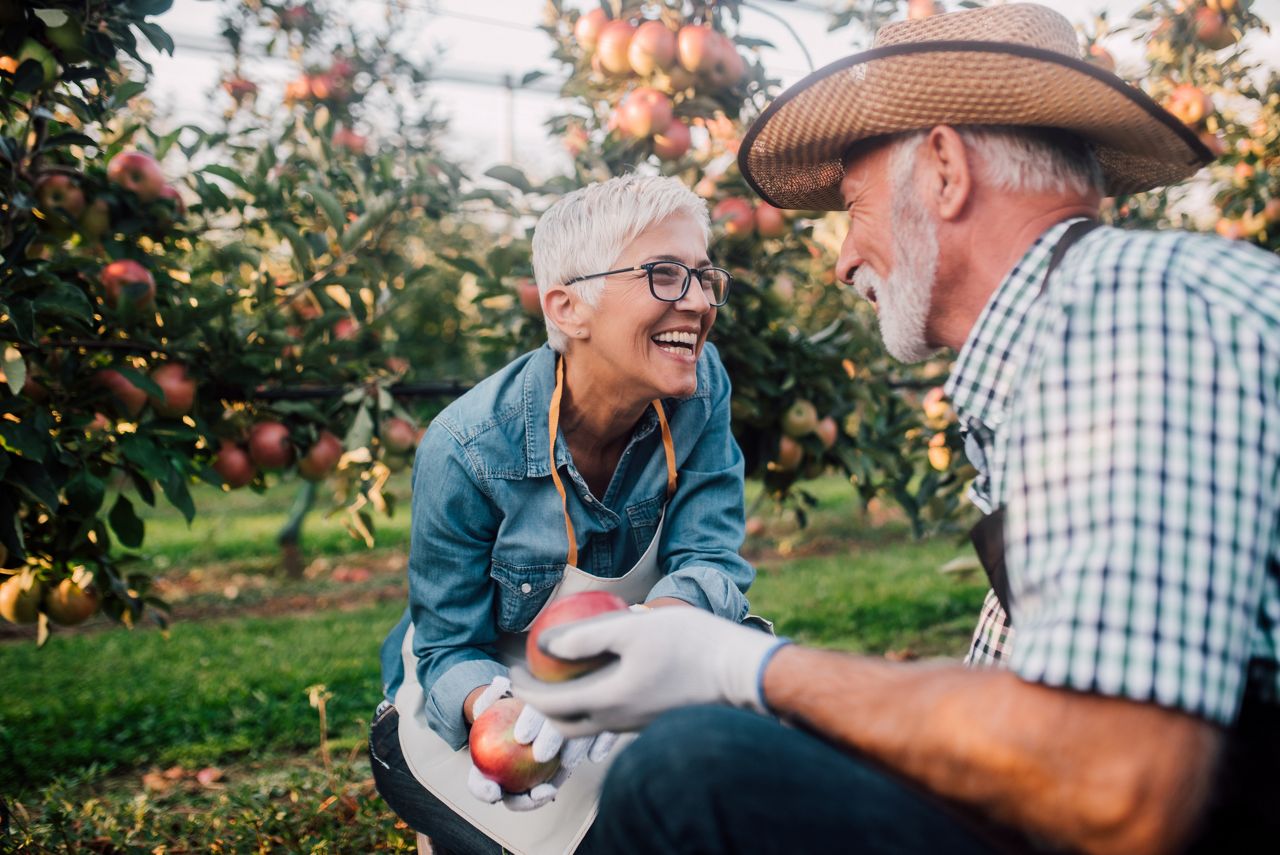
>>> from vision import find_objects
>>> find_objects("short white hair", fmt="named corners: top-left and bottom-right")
top-left (891, 125), bottom-right (1105, 198)
top-left (532, 174), bottom-right (711, 352)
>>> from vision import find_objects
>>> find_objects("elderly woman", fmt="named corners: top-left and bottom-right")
top-left (370, 174), bottom-right (756, 854)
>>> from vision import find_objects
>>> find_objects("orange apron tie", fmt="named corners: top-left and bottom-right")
top-left (548, 355), bottom-right (677, 568)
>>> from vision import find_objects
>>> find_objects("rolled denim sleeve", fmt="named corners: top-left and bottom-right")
top-left (650, 347), bottom-right (753, 621)
top-left (407, 420), bottom-right (507, 749)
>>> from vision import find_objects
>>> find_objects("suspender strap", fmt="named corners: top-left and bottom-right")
top-left (549, 356), bottom-right (678, 568)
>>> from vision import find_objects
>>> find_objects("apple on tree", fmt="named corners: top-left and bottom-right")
top-left (596, 19), bottom-right (637, 76)
top-left (781, 399), bottom-right (819, 438)
top-left (573, 8), bottom-right (610, 50)
top-left (107, 150), bottom-right (166, 201)
top-left (753, 203), bottom-right (787, 239)
top-left (0, 570), bottom-right (43, 625)
top-left (653, 120), bottom-right (691, 161)
top-left (298, 431), bottom-right (343, 481)
top-left (44, 573), bottom-right (100, 626)
top-left (35, 174), bottom-right (86, 220)
top-left (213, 441), bottom-right (257, 489)
top-left (516, 278), bottom-right (542, 317)
top-left (628, 20), bottom-right (677, 77)
top-left (711, 197), bottom-right (754, 238)
top-left (99, 259), bottom-right (156, 311)
top-left (94, 368), bottom-right (148, 418)
top-left (526, 590), bottom-right (629, 682)
top-left (147, 363), bottom-right (196, 418)
top-left (382, 417), bottom-right (418, 454)
top-left (617, 87), bottom-right (673, 139)
top-left (248, 421), bottom-right (295, 470)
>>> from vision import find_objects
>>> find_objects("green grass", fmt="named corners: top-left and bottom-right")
top-left (132, 472), bottom-right (414, 570)
top-left (0, 602), bottom-right (404, 790)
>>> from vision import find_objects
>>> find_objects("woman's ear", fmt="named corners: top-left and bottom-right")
top-left (543, 285), bottom-right (587, 337)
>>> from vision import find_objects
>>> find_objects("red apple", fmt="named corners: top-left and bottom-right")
top-left (151, 184), bottom-right (187, 231)
top-left (753, 203), bottom-right (787, 238)
top-left (705, 32), bottom-right (745, 90)
top-left (907, 0), bottom-right (939, 19)
top-left (563, 124), bottom-right (589, 158)
top-left (815, 416), bottom-right (839, 450)
top-left (44, 576), bottom-right (99, 626)
top-left (677, 24), bottom-right (718, 75)
top-left (516, 278), bottom-right (542, 316)
top-left (469, 698), bottom-right (561, 792)
top-left (1087, 44), bottom-right (1115, 73)
top-left (652, 119), bottom-right (691, 160)
top-left (781, 398), bottom-right (819, 437)
top-left (1215, 217), bottom-right (1246, 240)
top-left (1263, 198), bottom-right (1280, 226)
top-left (617, 87), bottom-right (673, 138)
top-left (1193, 8), bottom-right (1237, 50)
top-left (332, 317), bottom-right (359, 340)
top-left (35, 174), bottom-right (86, 219)
top-left (927, 432), bottom-right (952, 471)
top-left (95, 369), bottom-right (147, 417)
top-left (107, 150), bottom-right (166, 201)
top-left (745, 517), bottom-right (766, 537)
top-left (148, 363), bottom-right (195, 418)
top-left (1164, 84), bottom-right (1213, 127)
top-left (298, 431), bottom-right (343, 481)
top-left (332, 126), bottom-right (368, 154)
top-left (712, 197), bottom-right (755, 237)
top-left (574, 8), bottom-right (610, 50)
top-left (248, 421), bottom-right (294, 470)
top-left (222, 76), bottom-right (258, 101)
top-left (628, 20), bottom-right (677, 76)
top-left (774, 435), bottom-right (804, 471)
top-left (596, 20), bottom-right (637, 75)
top-left (100, 259), bottom-right (156, 311)
top-left (284, 77), bottom-right (311, 102)
top-left (382, 417), bottom-right (418, 454)
top-left (526, 591), bottom-right (629, 682)
top-left (213, 441), bottom-right (256, 488)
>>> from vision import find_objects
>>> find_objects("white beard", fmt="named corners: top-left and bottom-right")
top-left (853, 176), bottom-right (941, 364)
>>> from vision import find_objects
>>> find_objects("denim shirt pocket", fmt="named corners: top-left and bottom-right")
top-left (490, 560), bottom-right (564, 632)
top-left (625, 494), bottom-right (665, 556)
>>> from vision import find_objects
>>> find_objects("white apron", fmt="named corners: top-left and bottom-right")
top-left (393, 356), bottom-right (678, 855)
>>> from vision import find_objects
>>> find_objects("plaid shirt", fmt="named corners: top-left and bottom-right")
top-left (947, 219), bottom-right (1280, 726)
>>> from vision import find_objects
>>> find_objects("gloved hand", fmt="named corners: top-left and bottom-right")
top-left (511, 608), bottom-right (790, 738)
top-left (465, 675), bottom-right (619, 811)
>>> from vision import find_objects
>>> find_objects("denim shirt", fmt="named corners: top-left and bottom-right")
top-left (378, 342), bottom-right (754, 749)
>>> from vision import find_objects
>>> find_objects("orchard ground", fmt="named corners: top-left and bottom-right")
top-left (0, 473), bottom-right (986, 851)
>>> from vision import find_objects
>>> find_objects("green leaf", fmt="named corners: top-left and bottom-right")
top-left (64, 470), bottom-right (105, 514)
top-left (162, 466), bottom-right (195, 523)
top-left (338, 195), bottom-right (395, 254)
top-left (109, 494), bottom-right (145, 548)
top-left (8, 458), bottom-right (59, 509)
top-left (301, 184), bottom-right (347, 236)
top-left (3, 346), bottom-right (26, 395)
top-left (345, 405), bottom-right (374, 451)
top-left (275, 221), bottom-right (313, 275)
top-left (484, 165), bottom-right (534, 194)
top-left (201, 163), bottom-right (252, 192)
top-left (441, 254), bottom-right (487, 278)
top-left (135, 21), bottom-right (175, 55)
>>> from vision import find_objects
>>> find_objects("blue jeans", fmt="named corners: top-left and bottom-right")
top-left (369, 704), bottom-right (504, 855)
top-left (583, 706), bottom-right (1018, 855)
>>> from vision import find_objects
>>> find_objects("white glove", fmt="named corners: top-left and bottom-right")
top-left (511, 608), bottom-right (789, 738)
top-left (464, 675), bottom-right (618, 811)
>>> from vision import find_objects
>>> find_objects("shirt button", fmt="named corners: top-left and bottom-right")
top-left (520, 583), bottom-right (532, 594)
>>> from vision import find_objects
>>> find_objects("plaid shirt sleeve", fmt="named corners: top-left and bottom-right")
top-left (1001, 230), bottom-right (1280, 725)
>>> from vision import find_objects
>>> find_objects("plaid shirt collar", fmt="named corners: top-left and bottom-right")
top-left (944, 218), bottom-right (1086, 430)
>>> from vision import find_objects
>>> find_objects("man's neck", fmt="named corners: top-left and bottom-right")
top-left (932, 196), bottom-right (1100, 351)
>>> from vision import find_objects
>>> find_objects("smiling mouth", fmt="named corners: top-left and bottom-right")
top-left (652, 330), bottom-right (698, 357)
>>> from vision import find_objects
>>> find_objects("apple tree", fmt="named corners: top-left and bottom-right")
top-left (0, 0), bottom-right (476, 637)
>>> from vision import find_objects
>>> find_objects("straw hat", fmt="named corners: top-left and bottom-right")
top-left (738, 3), bottom-right (1213, 211)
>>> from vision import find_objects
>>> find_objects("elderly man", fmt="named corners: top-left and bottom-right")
top-left (515, 4), bottom-right (1280, 853)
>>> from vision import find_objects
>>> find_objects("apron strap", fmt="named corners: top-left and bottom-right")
top-left (549, 356), bottom-right (679, 568)
top-left (969, 218), bottom-right (1100, 622)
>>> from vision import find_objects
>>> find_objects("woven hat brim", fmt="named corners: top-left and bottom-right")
top-left (739, 41), bottom-right (1214, 211)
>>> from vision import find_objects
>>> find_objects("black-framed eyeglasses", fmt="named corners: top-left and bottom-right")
top-left (565, 260), bottom-right (732, 307)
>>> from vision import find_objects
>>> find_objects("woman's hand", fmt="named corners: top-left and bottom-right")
top-left (464, 675), bottom-right (618, 811)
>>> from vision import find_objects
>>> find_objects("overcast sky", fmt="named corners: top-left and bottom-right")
top-left (143, 0), bottom-right (1278, 179)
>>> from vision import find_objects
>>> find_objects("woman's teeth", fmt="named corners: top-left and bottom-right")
top-left (652, 330), bottom-right (697, 354)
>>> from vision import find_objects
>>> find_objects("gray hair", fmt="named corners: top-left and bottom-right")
top-left (532, 174), bottom-right (711, 352)
top-left (891, 125), bottom-right (1105, 198)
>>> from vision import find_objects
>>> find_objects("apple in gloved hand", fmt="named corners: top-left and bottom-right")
top-left (469, 697), bottom-right (561, 793)
top-left (526, 591), bottom-right (629, 682)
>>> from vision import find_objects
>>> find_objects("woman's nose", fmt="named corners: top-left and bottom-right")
top-left (676, 279), bottom-right (713, 313)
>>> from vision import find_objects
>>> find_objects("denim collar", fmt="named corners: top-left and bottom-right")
top-left (521, 344), bottom-right (664, 478)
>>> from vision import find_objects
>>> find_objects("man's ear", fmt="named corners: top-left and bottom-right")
top-left (922, 125), bottom-right (972, 222)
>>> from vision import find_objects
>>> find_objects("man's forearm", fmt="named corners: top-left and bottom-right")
top-left (762, 646), bottom-right (1221, 855)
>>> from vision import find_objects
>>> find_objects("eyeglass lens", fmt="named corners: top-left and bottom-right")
top-left (648, 262), bottom-right (730, 305)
